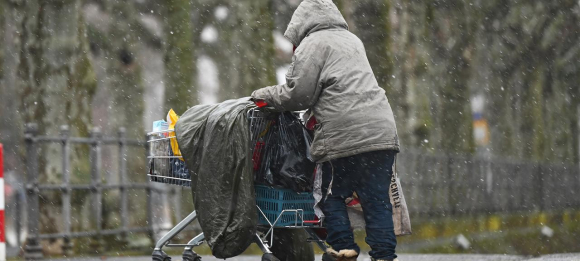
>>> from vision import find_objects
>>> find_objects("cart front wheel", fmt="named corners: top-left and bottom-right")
top-left (182, 249), bottom-right (202, 261)
top-left (262, 253), bottom-right (280, 261)
top-left (152, 250), bottom-right (171, 261)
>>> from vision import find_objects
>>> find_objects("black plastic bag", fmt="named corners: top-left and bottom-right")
top-left (254, 112), bottom-right (315, 192)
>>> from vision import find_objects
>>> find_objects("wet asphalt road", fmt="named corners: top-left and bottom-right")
top-left (47, 253), bottom-right (580, 261)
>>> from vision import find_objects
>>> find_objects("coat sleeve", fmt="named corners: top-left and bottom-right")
top-left (251, 44), bottom-right (324, 111)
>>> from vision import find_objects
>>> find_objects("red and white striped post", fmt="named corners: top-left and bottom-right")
top-left (0, 143), bottom-right (5, 261)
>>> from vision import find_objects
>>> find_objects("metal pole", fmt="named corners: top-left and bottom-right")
top-left (536, 163), bottom-right (544, 212)
top-left (447, 155), bottom-right (455, 216)
top-left (145, 132), bottom-right (155, 244)
top-left (173, 187), bottom-right (181, 225)
top-left (90, 128), bottom-right (103, 253)
top-left (118, 128), bottom-right (128, 246)
top-left (0, 143), bottom-right (6, 261)
top-left (60, 126), bottom-right (72, 255)
top-left (24, 123), bottom-right (43, 260)
top-left (16, 190), bottom-right (22, 250)
top-left (578, 106), bottom-right (580, 204)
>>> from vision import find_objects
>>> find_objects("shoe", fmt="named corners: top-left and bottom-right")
top-left (326, 248), bottom-right (359, 261)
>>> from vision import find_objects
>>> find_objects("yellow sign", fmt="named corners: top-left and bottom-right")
top-left (473, 119), bottom-right (490, 146)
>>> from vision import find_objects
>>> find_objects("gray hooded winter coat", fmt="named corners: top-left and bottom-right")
top-left (251, 0), bottom-right (399, 162)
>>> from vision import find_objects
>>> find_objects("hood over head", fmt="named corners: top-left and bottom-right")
top-left (284, 0), bottom-right (349, 46)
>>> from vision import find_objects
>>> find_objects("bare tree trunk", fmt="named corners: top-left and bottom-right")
top-left (388, 1), bottom-right (433, 148)
top-left (425, 1), bottom-right (475, 154)
top-left (231, 0), bottom-right (276, 96)
top-left (0, 0), bottom-right (8, 145)
top-left (102, 1), bottom-right (145, 139)
top-left (342, 0), bottom-right (439, 149)
top-left (213, 0), bottom-right (276, 99)
top-left (17, 0), bottom-right (97, 175)
top-left (0, 0), bottom-right (4, 81)
top-left (348, 0), bottom-right (392, 92)
top-left (16, 0), bottom-right (97, 239)
top-left (163, 0), bottom-right (196, 114)
top-left (84, 0), bottom-right (161, 246)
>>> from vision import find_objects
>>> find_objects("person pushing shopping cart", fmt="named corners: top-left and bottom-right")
top-left (252, 0), bottom-right (401, 260)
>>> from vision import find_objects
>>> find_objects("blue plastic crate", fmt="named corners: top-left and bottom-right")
top-left (255, 185), bottom-right (316, 227)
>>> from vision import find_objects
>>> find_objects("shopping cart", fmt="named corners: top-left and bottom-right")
top-left (148, 108), bottom-right (330, 261)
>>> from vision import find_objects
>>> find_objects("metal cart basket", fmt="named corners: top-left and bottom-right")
top-left (148, 108), bottom-right (329, 261)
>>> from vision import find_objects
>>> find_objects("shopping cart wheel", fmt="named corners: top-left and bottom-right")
top-left (261, 253), bottom-right (280, 261)
top-left (152, 249), bottom-right (171, 261)
top-left (182, 249), bottom-right (202, 261)
top-left (322, 253), bottom-right (336, 261)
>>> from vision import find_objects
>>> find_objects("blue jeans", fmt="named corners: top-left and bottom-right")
top-left (321, 150), bottom-right (397, 260)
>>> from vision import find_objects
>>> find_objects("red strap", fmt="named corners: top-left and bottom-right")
top-left (306, 116), bottom-right (317, 130)
top-left (255, 100), bottom-right (268, 108)
top-left (347, 198), bottom-right (360, 207)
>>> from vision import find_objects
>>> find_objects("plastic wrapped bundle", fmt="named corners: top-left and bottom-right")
top-left (175, 98), bottom-right (257, 258)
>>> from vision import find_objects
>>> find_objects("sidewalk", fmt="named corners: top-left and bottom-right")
top-left (47, 253), bottom-right (580, 261)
